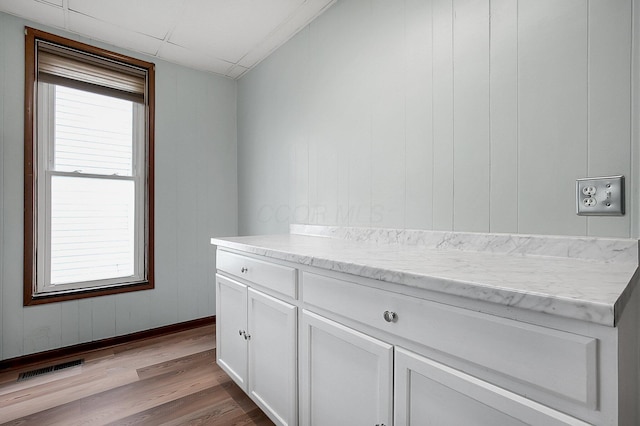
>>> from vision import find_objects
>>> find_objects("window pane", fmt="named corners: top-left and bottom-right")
top-left (50, 176), bottom-right (135, 285)
top-left (54, 85), bottom-right (133, 176)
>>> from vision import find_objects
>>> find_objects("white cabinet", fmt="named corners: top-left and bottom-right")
top-left (394, 347), bottom-right (590, 426)
top-left (215, 247), bottom-right (635, 425)
top-left (216, 273), bottom-right (297, 426)
top-left (298, 307), bottom-right (588, 426)
top-left (216, 275), bottom-right (247, 388)
top-left (247, 288), bottom-right (297, 426)
top-left (301, 271), bottom-right (598, 426)
top-left (299, 310), bottom-right (393, 426)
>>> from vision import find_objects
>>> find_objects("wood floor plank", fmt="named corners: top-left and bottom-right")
top-left (0, 369), bottom-right (141, 422)
top-left (0, 325), bottom-right (273, 426)
top-left (104, 334), bottom-right (215, 371)
top-left (29, 362), bottom-right (218, 425)
top-left (136, 349), bottom-right (216, 380)
top-left (112, 326), bottom-right (216, 356)
top-left (230, 408), bottom-right (277, 426)
top-left (106, 380), bottom-right (269, 426)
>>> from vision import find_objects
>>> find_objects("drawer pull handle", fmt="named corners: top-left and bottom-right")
top-left (383, 311), bottom-right (397, 323)
top-left (241, 267), bottom-right (248, 273)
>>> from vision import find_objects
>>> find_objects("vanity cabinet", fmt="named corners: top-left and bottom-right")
top-left (216, 251), bottom-right (297, 426)
top-left (214, 244), bottom-right (640, 426)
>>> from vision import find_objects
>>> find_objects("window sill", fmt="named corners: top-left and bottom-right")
top-left (24, 280), bottom-right (154, 306)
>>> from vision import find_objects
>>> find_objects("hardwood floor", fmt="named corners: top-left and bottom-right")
top-left (0, 325), bottom-right (274, 425)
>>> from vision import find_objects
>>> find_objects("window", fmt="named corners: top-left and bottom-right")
top-left (24, 28), bottom-right (155, 305)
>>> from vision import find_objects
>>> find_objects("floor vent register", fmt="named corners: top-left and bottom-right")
top-left (17, 359), bottom-right (84, 382)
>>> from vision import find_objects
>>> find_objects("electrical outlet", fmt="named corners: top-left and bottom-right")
top-left (576, 176), bottom-right (624, 216)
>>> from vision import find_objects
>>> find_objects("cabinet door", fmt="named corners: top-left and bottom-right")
top-left (394, 347), bottom-right (590, 426)
top-left (216, 274), bottom-right (248, 390)
top-left (300, 310), bottom-right (393, 426)
top-left (247, 288), bottom-right (297, 426)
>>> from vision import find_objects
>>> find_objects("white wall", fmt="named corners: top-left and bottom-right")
top-left (237, 0), bottom-right (635, 238)
top-left (0, 12), bottom-right (238, 360)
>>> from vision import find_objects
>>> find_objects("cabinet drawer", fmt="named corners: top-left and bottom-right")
top-left (217, 250), bottom-right (297, 299)
top-left (302, 272), bottom-right (597, 408)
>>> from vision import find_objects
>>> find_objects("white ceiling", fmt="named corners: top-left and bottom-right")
top-left (0, 0), bottom-right (336, 79)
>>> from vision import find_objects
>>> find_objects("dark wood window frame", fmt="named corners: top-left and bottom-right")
top-left (24, 27), bottom-right (155, 305)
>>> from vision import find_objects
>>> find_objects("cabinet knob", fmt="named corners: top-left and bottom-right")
top-left (383, 311), bottom-right (397, 323)
top-left (244, 333), bottom-right (251, 340)
top-left (241, 267), bottom-right (248, 273)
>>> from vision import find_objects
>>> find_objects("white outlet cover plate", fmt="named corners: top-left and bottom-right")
top-left (576, 175), bottom-right (624, 216)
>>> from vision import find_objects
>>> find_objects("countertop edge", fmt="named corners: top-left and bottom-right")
top-left (614, 267), bottom-right (640, 326)
top-left (211, 237), bottom-right (620, 327)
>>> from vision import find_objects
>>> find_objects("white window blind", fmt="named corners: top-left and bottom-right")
top-left (50, 176), bottom-right (135, 285)
top-left (48, 86), bottom-right (138, 286)
top-left (54, 86), bottom-right (134, 176)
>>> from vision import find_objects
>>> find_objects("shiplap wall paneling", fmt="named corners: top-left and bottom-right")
top-left (0, 12), bottom-right (6, 358)
top-left (346, 113), bottom-right (374, 227)
top-left (405, 0), bottom-right (434, 230)
top-left (176, 69), bottom-right (200, 322)
top-left (237, 78), bottom-right (255, 235)
top-left (432, 0), bottom-right (455, 231)
top-left (238, 63), bottom-right (286, 236)
top-left (347, 120), bottom-right (374, 228)
top-left (254, 46), bottom-right (295, 232)
top-left (278, 30), bottom-right (310, 228)
top-left (195, 75), bottom-right (209, 320)
top-left (452, 0), bottom-right (490, 232)
top-left (191, 73), bottom-right (208, 320)
top-left (78, 299), bottom-right (94, 343)
top-left (153, 63), bottom-right (180, 328)
top-left (61, 301), bottom-right (80, 347)
top-left (517, 0), bottom-right (588, 236)
top-left (91, 296), bottom-right (116, 341)
top-left (115, 291), bottom-right (151, 336)
top-left (292, 140), bottom-right (310, 226)
top-left (238, 0), bottom-right (635, 239)
top-left (325, 0), bottom-right (375, 228)
top-left (2, 14), bottom-right (25, 360)
top-left (23, 304), bottom-right (62, 355)
top-left (370, 0), bottom-right (406, 228)
top-left (273, 48), bottom-right (296, 231)
top-left (489, 0), bottom-right (518, 233)
top-left (586, 0), bottom-right (632, 238)
top-left (204, 76), bottom-right (238, 317)
top-left (308, 4), bottom-right (343, 227)
top-left (633, 0), bottom-right (640, 239)
top-left (337, 115), bottom-right (350, 227)
top-left (308, 121), bottom-right (339, 226)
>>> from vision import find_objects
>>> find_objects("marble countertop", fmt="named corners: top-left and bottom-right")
top-left (211, 226), bottom-right (639, 327)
